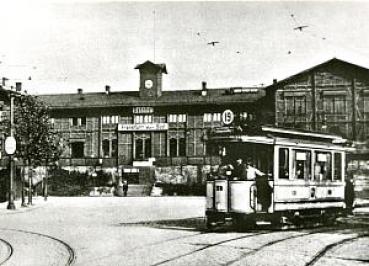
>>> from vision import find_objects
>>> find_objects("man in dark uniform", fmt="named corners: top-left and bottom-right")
top-left (345, 177), bottom-right (355, 215)
top-left (233, 158), bottom-right (247, 180)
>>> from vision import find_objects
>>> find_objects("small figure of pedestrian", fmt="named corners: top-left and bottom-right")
top-left (123, 179), bottom-right (129, 197)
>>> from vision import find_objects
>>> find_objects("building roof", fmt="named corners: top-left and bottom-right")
top-left (38, 87), bottom-right (265, 109)
top-left (266, 57), bottom-right (369, 90)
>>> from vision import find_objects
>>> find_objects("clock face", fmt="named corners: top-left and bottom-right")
top-left (144, 79), bottom-right (154, 89)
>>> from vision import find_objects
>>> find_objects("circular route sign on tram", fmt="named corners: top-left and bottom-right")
top-left (222, 109), bottom-right (234, 125)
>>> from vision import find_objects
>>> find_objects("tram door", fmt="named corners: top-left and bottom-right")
top-left (214, 180), bottom-right (228, 212)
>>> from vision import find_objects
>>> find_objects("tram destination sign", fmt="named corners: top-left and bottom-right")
top-left (118, 123), bottom-right (169, 131)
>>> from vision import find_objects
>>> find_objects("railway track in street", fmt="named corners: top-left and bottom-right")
top-left (148, 224), bottom-right (367, 266)
top-left (305, 233), bottom-right (369, 266)
top-left (0, 228), bottom-right (76, 266)
top-left (0, 238), bottom-right (13, 265)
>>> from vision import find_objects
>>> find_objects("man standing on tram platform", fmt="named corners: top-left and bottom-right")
top-left (245, 158), bottom-right (265, 180)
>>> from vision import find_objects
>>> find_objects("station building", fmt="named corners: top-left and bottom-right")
top-left (39, 61), bottom-right (265, 185)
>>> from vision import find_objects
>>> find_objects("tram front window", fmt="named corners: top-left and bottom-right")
top-left (314, 152), bottom-right (332, 181)
top-left (293, 150), bottom-right (311, 180)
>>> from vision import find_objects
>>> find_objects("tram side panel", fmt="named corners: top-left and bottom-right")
top-left (273, 183), bottom-right (345, 212)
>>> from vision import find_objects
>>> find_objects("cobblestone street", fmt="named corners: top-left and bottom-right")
top-left (0, 197), bottom-right (368, 265)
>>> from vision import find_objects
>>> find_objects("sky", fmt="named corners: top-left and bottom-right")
top-left (1, 1), bottom-right (369, 95)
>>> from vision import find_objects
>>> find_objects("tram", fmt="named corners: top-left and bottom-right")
top-left (206, 125), bottom-right (352, 228)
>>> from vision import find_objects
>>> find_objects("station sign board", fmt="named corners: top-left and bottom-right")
top-left (118, 123), bottom-right (168, 131)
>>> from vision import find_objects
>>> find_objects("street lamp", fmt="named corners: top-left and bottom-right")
top-left (2, 78), bottom-right (19, 209)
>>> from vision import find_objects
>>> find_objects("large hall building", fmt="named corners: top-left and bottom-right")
top-left (39, 61), bottom-right (265, 185)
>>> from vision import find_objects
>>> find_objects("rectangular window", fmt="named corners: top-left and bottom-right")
top-left (314, 151), bottom-right (332, 181)
top-left (102, 139), bottom-right (110, 157)
top-left (112, 139), bottom-right (118, 157)
top-left (71, 142), bottom-right (84, 158)
top-left (203, 113), bottom-right (221, 122)
top-left (279, 148), bottom-right (289, 179)
top-left (292, 150), bottom-right (311, 180)
top-left (179, 138), bottom-right (186, 156)
top-left (103, 116), bottom-right (119, 124)
top-left (324, 96), bottom-right (346, 114)
top-left (213, 113), bottom-right (221, 122)
top-left (134, 115), bottom-right (152, 124)
top-left (203, 113), bottom-right (212, 122)
top-left (168, 114), bottom-right (187, 123)
top-left (333, 152), bottom-right (342, 181)
top-left (169, 138), bottom-right (177, 157)
top-left (285, 96), bottom-right (306, 116)
top-left (111, 116), bottom-right (119, 124)
top-left (70, 117), bottom-right (86, 127)
top-left (72, 117), bottom-right (78, 126)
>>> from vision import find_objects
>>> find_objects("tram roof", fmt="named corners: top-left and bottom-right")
top-left (209, 125), bottom-right (351, 150)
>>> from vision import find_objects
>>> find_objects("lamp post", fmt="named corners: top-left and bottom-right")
top-left (5, 83), bottom-right (16, 210)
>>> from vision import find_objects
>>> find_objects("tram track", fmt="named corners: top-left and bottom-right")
top-left (0, 238), bottom-right (13, 265)
top-left (150, 231), bottom-right (270, 266)
top-left (149, 225), bottom-right (341, 266)
top-left (305, 233), bottom-right (369, 266)
top-left (224, 227), bottom-right (341, 266)
top-left (0, 228), bottom-right (76, 266)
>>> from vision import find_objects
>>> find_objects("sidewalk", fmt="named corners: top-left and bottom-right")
top-left (0, 196), bottom-right (48, 215)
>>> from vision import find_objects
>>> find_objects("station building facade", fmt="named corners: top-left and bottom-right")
top-left (39, 61), bottom-right (265, 185)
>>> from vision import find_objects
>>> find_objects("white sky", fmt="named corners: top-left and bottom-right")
top-left (1, 1), bottom-right (369, 94)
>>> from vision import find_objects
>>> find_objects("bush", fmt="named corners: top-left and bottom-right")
top-left (48, 169), bottom-right (113, 196)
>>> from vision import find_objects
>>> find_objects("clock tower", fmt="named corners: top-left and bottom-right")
top-left (135, 60), bottom-right (167, 98)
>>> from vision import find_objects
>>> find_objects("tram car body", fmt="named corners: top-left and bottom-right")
top-left (206, 126), bottom-right (351, 228)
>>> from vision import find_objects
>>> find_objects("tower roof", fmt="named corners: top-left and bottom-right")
top-left (134, 60), bottom-right (168, 74)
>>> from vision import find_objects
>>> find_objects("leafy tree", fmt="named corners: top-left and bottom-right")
top-left (9, 93), bottom-right (63, 203)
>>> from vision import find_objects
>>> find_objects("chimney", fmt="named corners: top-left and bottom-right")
top-left (1, 77), bottom-right (8, 86)
top-left (273, 79), bottom-right (277, 85)
top-left (77, 88), bottom-right (83, 94)
top-left (201, 81), bottom-right (207, 96)
top-left (105, 85), bottom-right (110, 95)
top-left (15, 82), bottom-right (22, 92)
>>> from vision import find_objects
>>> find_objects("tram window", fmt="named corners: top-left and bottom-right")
top-left (292, 150), bottom-right (311, 180)
top-left (333, 153), bottom-right (342, 181)
top-left (279, 148), bottom-right (289, 179)
top-left (314, 152), bottom-right (332, 181)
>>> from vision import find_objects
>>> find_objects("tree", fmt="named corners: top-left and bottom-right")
top-left (11, 94), bottom-right (63, 204)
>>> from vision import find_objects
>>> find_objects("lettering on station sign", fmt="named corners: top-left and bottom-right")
top-left (133, 107), bottom-right (154, 114)
top-left (118, 123), bottom-right (168, 131)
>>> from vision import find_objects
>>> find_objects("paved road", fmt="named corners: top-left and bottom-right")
top-left (0, 197), bottom-right (368, 266)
